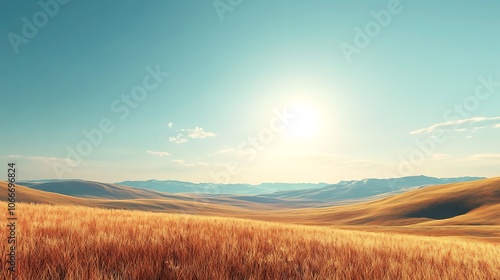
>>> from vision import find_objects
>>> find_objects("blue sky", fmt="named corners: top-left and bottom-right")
top-left (1, 0), bottom-right (499, 183)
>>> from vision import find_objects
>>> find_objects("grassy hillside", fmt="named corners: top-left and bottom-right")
top-left (27, 180), bottom-right (183, 199)
top-left (268, 177), bottom-right (500, 226)
top-left (2, 203), bottom-right (499, 280)
top-left (2, 178), bottom-right (499, 243)
top-left (0, 181), bottom-right (85, 205)
top-left (0, 182), bottom-right (265, 215)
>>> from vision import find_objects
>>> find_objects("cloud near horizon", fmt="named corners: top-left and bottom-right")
top-left (469, 154), bottom-right (500, 160)
top-left (431, 154), bottom-right (451, 160)
top-left (146, 150), bottom-right (170, 157)
top-left (213, 147), bottom-right (249, 159)
top-left (168, 127), bottom-right (216, 144)
top-left (410, 117), bottom-right (500, 135)
top-left (172, 159), bottom-right (210, 168)
top-left (1, 154), bottom-right (75, 165)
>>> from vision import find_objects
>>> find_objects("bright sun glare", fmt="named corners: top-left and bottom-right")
top-left (285, 102), bottom-right (320, 141)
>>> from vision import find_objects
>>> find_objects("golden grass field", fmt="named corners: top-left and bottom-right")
top-left (1, 178), bottom-right (499, 279)
top-left (1, 203), bottom-right (499, 280)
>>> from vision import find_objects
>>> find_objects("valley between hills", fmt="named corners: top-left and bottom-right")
top-left (2, 176), bottom-right (500, 243)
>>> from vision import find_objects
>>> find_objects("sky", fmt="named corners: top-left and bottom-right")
top-left (1, 0), bottom-right (499, 184)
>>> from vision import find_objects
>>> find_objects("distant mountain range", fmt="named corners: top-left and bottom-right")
top-left (17, 176), bottom-right (485, 207)
top-left (251, 176), bottom-right (485, 202)
top-left (116, 180), bottom-right (328, 195)
top-left (7, 177), bottom-right (499, 231)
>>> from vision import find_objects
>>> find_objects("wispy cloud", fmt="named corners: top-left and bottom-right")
top-left (277, 152), bottom-right (379, 168)
top-left (168, 126), bottom-right (216, 144)
top-left (213, 147), bottom-right (248, 159)
top-left (410, 117), bottom-right (500, 135)
top-left (180, 127), bottom-right (216, 139)
top-left (469, 154), bottom-right (500, 160)
top-left (146, 150), bottom-right (170, 157)
top-left (169, 135), bottom-right (188, 144)
top-left (1, 155), bottom-right (75, 165)
top-left (172, 159), bottom-right (210, 168)
top-left (168, 122), bottom-right (173, 128)
top-left (431, 153), bottom-right (451, 160)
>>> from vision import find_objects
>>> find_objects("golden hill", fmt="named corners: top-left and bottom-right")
top-left (0, 181), bottom-right (256, 216)
top-left (0, 181), bottom-right (84, 205)
top-left (2, 178), bottom-right (499, 242)
top-left (264, 177), bottom-right (500, 226)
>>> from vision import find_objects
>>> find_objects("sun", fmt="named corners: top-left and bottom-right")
top-left (285, 101), bottom-right (321, 141)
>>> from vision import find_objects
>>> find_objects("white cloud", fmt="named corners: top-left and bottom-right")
top-left (168, 126), bottom-right (216, 144)
top-left (146, 150), bottom-right (170, 157)
top-left (169, 135), bottom-right (188, 144)
top-left (274, 152), bottom-right (379, 168)
top-left (469, 154), bottom-right (500, 160)
top-left (168, 122), bottom-right (173, 128)
top-left (1, 155), bottom-right (75, 165)
top-left (180, 127), bottom-right (216, 139)
top-left (339, 159), bottom-right (377, 168)
top-left (213, 147), bottom-right (249, 159)
top-left (0, 155), bottom-right (79, 180)
top-left (431, 154), bottom-right (451, 160)
top-left (172, 159), bottom-right (210, 168)
top-left (410, 116), bottom-right (500, 135)
top-left (214, 148), bottom-right (235, 155)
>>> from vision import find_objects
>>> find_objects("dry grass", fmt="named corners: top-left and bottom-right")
top-left (2, 203), bottom-right (499, 280)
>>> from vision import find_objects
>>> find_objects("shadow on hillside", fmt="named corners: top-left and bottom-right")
top-left (406, 202), bottom-right (473, 220)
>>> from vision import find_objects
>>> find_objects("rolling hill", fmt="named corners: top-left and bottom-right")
top-left (0, 181), bottom-right (258, 214)
top-left (2, 177), bottom-right (500, 242)
top-left (25, 180), bottom-right (191, 200)
top-left (256, 175), bottom-right (485, 202)
top-left (264, 177), bottom-right (500, 227)
top-left (8, 177), bottom-right (499, 226)
top-left (24, 176), bottom-right (484, 207)
top-left (13, 180), bottom-right (303, 209)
